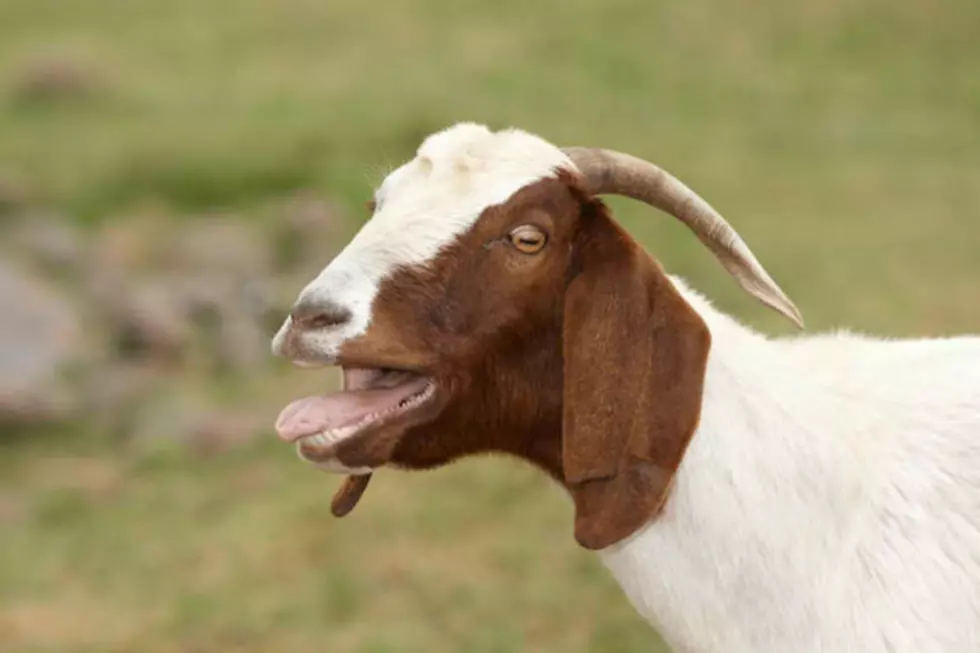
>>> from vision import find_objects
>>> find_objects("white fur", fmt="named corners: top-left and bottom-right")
top-left (272, 123), bottom-right (572, 359)
top-left (599, 277), bottom-right (980, 653)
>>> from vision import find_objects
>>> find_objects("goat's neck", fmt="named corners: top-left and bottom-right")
top-left (597, 278), bottom-right (862, 653)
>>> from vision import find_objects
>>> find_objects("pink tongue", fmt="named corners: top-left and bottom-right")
top-left (275, 380), bottom-right (427, 442)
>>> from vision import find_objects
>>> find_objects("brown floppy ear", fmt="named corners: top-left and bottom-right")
top-left (562, 208), bottom-right (711, 551)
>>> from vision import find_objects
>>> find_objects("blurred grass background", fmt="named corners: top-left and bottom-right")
top-left (1, 1), bottom-right (978, 651)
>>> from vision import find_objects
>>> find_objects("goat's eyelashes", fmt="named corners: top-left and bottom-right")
top-left (508, 225), bottom-right (548, 254)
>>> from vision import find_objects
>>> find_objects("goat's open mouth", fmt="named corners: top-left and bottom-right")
top-left (275, 367), bottom-right (436, 461)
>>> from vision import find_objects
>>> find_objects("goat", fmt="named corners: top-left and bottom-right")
top-left (271, 122), bottom-right (980, 653)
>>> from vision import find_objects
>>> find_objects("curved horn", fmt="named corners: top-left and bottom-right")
top-left (562, 146), bottom-right (804, 328)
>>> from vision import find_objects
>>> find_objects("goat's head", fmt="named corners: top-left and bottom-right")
top-left (272, 123), bottom-right (801, 550)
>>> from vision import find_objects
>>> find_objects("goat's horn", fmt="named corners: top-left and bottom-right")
top-left (562, 147), bottom-right (804, 329)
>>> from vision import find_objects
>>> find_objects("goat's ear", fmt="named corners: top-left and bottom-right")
top-left (562, 210), bottom-right (711, 551)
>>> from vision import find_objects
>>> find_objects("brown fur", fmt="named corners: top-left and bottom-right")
top-left (562, 213), bottom-right (711, 548)
top-left (290, 172), bottom-right (711, 550)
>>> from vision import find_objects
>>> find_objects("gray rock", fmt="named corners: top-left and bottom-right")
top-left (81, 361), bottom-right (161, 435)
top-left (214, 305), bottom-right (270, 372)
top-left (0, 260), bottom-right (82, 424)
top-left (89, 213), bottom-right (171, 276)
top-left (179, 276), bottom-right (274, 373)
top-left (85, 214), bottom-right (276, 370)
top-left (169, 214), bottom-right (271, 280)
top-left (8, 212), bottom-right (86, 272)
top-left (131, 390), bottom-right (265, 454)
top-left (103, 276), bottom-right (195, 362)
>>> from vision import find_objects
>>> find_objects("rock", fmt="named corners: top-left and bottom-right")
top-left (0, 260), bottom-right (82, 425)
top-left (86, 212), bottom-right (278, 369)
top-left (81, 361), bottom-right (162, 436)
top-left (7, 212), bottom-right (86, 273)
top-left (131, 390), bottom-right (265, 454)
top-left (214, 305), bottom-right (271, 372)
top-left (102, 277), bottom-right (195, 362)
top-left (90, 270), bottom-right (273, 371)
top-left (89, 212), bottom-right (172, 278)
top-left (178, 276), bottom-right (274, 373)
top-left (85, 215), bottom-right (183, 361)
top-left (169, 214), bottom-right (270, 280)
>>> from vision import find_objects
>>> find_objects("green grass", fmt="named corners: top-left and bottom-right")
top-left (1, 0), bottom-right (979, 651)
top-left (2, 435), bottom-right (654, 652)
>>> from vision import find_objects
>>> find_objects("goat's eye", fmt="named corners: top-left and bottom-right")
top-left (508, 225), bottom-right (547, 254)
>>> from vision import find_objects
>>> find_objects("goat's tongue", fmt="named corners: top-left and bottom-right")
top-left (275, 377), bottom-right (427, 442)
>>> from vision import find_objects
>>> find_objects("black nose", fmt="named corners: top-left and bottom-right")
top-left (290, 296), bottom-right (352, 330)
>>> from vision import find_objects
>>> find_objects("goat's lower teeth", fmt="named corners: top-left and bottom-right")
top-left (302, 384), bottom-right (434, 449)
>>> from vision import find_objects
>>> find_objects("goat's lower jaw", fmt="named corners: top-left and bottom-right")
top-left (294, 380), bottom-right (437, 465)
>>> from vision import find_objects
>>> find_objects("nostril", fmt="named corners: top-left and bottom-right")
top-left (290, 299), bottom-right (352, 331)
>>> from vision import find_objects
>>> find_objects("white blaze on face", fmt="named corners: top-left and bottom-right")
top-left (272, 122), bottom-right (575, 359)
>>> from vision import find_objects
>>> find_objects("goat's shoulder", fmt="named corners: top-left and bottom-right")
top-left (779, 329), bottom-right (980, 403)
